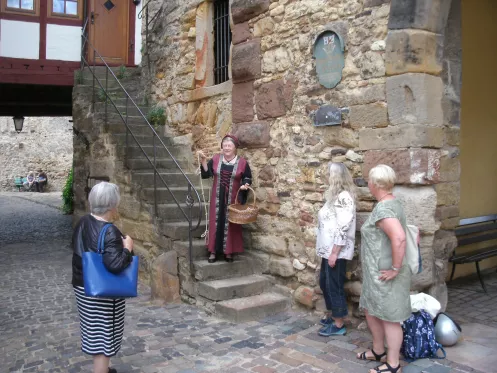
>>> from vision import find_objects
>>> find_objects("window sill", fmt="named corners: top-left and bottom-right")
top-left (183, 80), bottom-right (232, 102)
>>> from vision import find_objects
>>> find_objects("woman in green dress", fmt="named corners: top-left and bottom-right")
top-left (357, 165), bottom-right (411, 373)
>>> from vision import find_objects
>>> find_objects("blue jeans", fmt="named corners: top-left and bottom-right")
top-left (319, 257), bottom-right (348, 318)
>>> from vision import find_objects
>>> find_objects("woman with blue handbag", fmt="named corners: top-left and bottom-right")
top-left (72, 182), bottom-right (134, 373)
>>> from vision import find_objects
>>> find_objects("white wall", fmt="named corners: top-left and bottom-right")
top-left (0, 20), bottom-right (39, 59)
top-left (46, 24), bottom-right (81, 61)
top-left (135, 3), bottom-right (142, 65)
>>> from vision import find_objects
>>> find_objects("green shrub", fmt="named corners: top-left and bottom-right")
top-left (147, 106), bottom-right (166, 127)
top-left (96, 88), bottom-right (107, 102)
top-left (62, 168), bottom-right (74, 215)
top-left (75, 70), bottom-right (83, 85)
top-left (116, 65), bottom-right (128, 79)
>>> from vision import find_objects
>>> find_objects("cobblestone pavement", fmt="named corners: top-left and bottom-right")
top-left (0, 194), bottom-right (493, 373)
top-left (447, 270), bottom-right (497, 328)
top-left (0, 192), bottom-right (71, 245)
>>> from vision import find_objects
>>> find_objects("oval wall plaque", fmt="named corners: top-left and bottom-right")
top-left (313, 31), bottom-right (345, 89)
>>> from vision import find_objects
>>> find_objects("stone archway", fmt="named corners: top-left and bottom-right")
top-left (377, 0), bottom-right (459, 308)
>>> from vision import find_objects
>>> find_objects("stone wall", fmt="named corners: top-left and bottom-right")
top-left (0, 116), bottom-right (73, 192)
top-left (143, 0), bottom-right (460, 314)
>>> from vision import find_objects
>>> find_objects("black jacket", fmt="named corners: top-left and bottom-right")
top-left (72, 214), bottom-right (133, 287)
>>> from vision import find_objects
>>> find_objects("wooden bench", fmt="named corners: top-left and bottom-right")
top-left (450, 214), bottom-right (497, 293)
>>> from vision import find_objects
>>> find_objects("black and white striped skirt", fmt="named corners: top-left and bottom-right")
top-left (73, 286), bottom-right (126, 357)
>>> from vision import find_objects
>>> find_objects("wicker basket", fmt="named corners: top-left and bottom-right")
top-left (228, 186), bottom-right (259, 224)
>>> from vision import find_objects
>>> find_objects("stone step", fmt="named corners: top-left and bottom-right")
top-left (100, 113), bottom-right (149, 127)
top-left (155, 202), bottom-right (206, 221)
top-left (126, 158), bottom-right (191, 170)
top-left (192, 256), bottom-right (258, 281)
top-left (81, 66), bottom-right (140, 77)
top-left (141, 186), bottom-right (203, 204)
top-left (198, 275), bottom-right (269, 301)
top-left (172, 239), bottom-right (208, 260)
top-left (157, 220), bottom-right (206, 240)
top-left (132, 171), bottom-right (200, 187)
top-left (215, 292), bottom-right (289, 322)
top-left (106, 122), bottom-right (162, 136)
top-left (119, 144), bottom-right (190, 160)
top-left (95, 103), bottom-right (150, 117)
top-left (112, 133), bottom-right (174, 147)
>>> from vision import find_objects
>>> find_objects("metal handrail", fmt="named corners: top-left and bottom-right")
top-left (79, 24), bottom-right (202, 271)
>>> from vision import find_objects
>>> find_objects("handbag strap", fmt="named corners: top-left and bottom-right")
top-left (97, 223), bottom-right (113, 255)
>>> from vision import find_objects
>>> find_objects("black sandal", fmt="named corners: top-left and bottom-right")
top-left (358, 349), bottom-right (387, 362)
top-left (371, 362), bottom-right (401, 373)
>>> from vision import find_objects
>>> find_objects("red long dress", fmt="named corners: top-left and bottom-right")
top-left (200, 154), bottom-right (252, 255)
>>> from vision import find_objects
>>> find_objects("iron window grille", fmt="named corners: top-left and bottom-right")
top-left (213, 0), bottom-right (231, 85)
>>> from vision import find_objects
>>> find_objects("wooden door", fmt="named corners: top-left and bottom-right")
top-left (89, 0), bottom-right (129, 65)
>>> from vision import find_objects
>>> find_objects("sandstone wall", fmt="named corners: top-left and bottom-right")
top-left (144, 0), bottom-right (460, 314)
top-left (0, 116), bottom-right (73, 192)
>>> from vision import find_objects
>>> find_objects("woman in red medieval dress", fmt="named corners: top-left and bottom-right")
top-left (198, 134), bottom-right (252, 263)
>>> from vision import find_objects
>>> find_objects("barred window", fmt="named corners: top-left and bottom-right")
top-left (213, 0), bottom-right (231, 85)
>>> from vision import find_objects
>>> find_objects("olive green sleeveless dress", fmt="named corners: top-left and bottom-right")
top-left (359, 199), bottom-right (412, 322)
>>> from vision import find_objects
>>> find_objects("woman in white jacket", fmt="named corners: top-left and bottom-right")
top-left (316, 163), bottom-right (356, 336)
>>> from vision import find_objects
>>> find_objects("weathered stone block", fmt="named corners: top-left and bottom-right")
top-left (344, 281), bottom-right (362, 297)
top-left (151, 253), bottom-right (181, 303)
top-left (386, 73), bottom-right (444, 127)
top-left (232, 81), bottom-right (255, 123)
top-left (385, 30), bottom-right (443, 75)
top-left (269, 256), bottom-right (295, 277)
top-left (393, 186), bottom-right (440, 234)
top-left (433, 229), bottom-right (457, 260)
top-left (356, 51), bottom-right (386, 79)
top-left (434, 182), bottom-right (460, 206)
top-left (255, 79), bottom-right (293, 119)
top-left (254, 17), bottom-right (275, 38)
top-left (388, 0), bottom-right (452, 34)
top-left (324, 127), bottom-right (359, 148)
top-left (363, 149), bottom-right (441, 185)
top-left (232, 0), bottom-right (270, 24)
top-left (232, 121), bottom-right (270, 148)
top-left (365, 0), bottom-right (390, 7)
top-left (252, 235), bottom-right (288, 257)
top-left (435, 205), bottom-right (459, 221)
top-left (439, 153), bottom-right (460, 182)
top-left (360, 124), bottom-right (445, 150)
top-left (232, 39), bottom-right (262, 83)
top-left (318, 84), bottom-right (386, 106)
top-left (294, 286), bottom-right (315, 308)
top-left (232, 22), bottom-right (251, 45)
top-left (349, 102), bottom-right (388, 129)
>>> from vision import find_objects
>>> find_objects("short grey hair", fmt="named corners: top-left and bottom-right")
top-left (89, 182), bottom-right (121, 215)
top-left (369, 164), bottom-right (396, 191)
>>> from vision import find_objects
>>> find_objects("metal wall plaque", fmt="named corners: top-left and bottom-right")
top-left (313, 105), bottom-right (342, 127)
top-left (313, 31), bottom-right (345, 89)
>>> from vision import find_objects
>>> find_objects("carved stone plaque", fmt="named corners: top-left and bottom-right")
top-left (313, 31), bottom-right (345, 89)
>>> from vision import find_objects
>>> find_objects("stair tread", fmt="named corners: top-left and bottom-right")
top-left (216, 292), bottom-right (288, 310)
top-left (200, 275), bottom-right (268, 289)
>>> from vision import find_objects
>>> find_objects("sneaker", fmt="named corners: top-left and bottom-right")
top-left (318, 323), bottom-right (346, 337)
top-left (320, 317), bottom-right (334, 326)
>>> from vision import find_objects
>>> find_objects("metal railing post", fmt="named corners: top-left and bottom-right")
top-left (105, 68), bottom-right (109, 124)
top-left (92, 51), bottom-right (96, 108)
top-left (187, 184), bottom-right (194, 274)
top-left (153, 134), bottom-right (158, 216)
top-left (125, 96), bottom-right (129, 165)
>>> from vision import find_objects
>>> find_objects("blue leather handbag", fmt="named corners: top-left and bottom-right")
top-left (83, 223), bottom-right (139, 298)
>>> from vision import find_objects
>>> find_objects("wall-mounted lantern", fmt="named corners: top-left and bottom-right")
top-left (13, 116), bottom-right (25, 133)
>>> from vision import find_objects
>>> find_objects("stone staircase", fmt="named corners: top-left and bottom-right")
top-left (77, 66), bottom-right (289, 322)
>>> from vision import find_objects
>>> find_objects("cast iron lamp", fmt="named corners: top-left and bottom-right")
top-left (13, 116), bottom-right (24, 134)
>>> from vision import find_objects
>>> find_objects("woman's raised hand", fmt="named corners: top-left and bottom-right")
top-left (197, 150), bottom-right (208, 160)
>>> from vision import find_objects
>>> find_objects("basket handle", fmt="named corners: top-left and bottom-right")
top-left (234, 186), bottom-right (256, 206)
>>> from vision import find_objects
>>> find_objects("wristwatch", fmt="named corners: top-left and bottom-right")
top-left (391, 266), bottom-right (400, 271)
